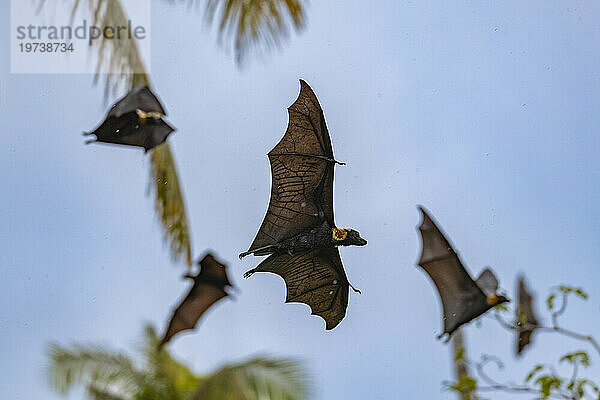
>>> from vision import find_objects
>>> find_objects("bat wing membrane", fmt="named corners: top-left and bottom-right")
top-left (251, 247), bottom-right (349, 330)
top-left (160, 283), bottom-right (227, 346)
top-left (417, 207), bottom-right (488, 335)
top-left (109, 85), bottom-right (167, 118)
top-left (516, 276), bottom-right (538, 355)
top-left (248, 80), bottom-right (336, 252)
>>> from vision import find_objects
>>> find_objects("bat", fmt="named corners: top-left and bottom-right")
top-left (240, 79), bottom-right (367, 330)
top-left (84, 85), bottom-right (175, 152)
top-left (416, 206), bottom-right (509, 340)
top-left (515, 275), bottom-right (538, 355)
top-left (160, 253), bottom-right (232, 346)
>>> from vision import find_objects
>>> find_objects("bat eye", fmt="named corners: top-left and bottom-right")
top-left (333, 279), bottom-right (338, 284)
top-left (329, 290), bottom-right (334, 295)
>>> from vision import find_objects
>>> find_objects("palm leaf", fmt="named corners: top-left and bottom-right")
top-left (66, 0), bottom-right (193, 267)
top-left (193, 357), bottom-right (310, 400)
top-left (204, 0), bottom-right (307, 64)
top-left (149, 143), bottom-right (193, 266)
top-left (47, 343), bottom-right (147, 398)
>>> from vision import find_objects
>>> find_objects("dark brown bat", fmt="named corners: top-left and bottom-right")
top-left (240, 79), bottom-right (366, 330)
top-left (84, 85), bottom-right (175, 152)
top-left (515, 275), bottom-right (539, 355)
top-left (160, 253), bottom-right (232, 346)
top-left (416, 206), bottom-right (509, 340)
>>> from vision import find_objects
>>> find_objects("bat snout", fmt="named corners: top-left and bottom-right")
top-left (357, 238), bottom-right (367, 246)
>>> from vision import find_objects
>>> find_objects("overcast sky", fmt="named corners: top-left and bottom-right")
top-left (2, 1), bottom-right (600, 399)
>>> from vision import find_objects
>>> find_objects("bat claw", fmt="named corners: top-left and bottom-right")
top-left (335, 160), bottom-right (346, 166)
top-left (239, 251), bottom-right (251, 259)
top-left (84, 139), bottom-right (96, 145)
top-left (243, 269), bottom-right (256, 279)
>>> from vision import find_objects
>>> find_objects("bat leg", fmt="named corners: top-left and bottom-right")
top-left (239, 244), bottom-right (277, 259)
top-left (349, 282), bottom-right (361, 294)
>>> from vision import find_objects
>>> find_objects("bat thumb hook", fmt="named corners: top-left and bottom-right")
top-left (243, 269), bottom-right (257, 279)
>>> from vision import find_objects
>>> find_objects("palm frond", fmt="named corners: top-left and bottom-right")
top-left (47, 343), bottom-right (146, 398)
top-left (193, 357), bottom-right (311, 400)
top-left (65, 0), bottom-right (193, 267)
top-left (139, 325), bottom-right (203, 397)
top-left (87, 385), bottom-right (128, 400)
top-left (204, 0), bottom-right (307, 64)
top-left (149, 143), bottom-right (193, 266)
top-left (71, 0), bottom-right (149, 98)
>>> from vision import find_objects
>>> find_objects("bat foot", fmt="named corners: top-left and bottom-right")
top-left (243, 269), bottom-right (256, 279)
top-left (349, 283), bottom-right (361, 294)
top-left (335, 160), bottom-right (346, 166)
top-left (82, 131), bottom-right (93, 136)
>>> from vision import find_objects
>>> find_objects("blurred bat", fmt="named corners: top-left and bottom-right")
top-left (416, 206), bottom-right (509, 340)
top-left (160, 253), bottom-right (232, 346)
top-left (515, 275), bottom-right (539, 355)
top-left (84, 85), bottom-right (175, 152)
top-left (240, 80), bottom-right (366, 330)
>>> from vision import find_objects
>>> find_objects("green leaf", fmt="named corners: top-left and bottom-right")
top-left (193, 356), bottom-right (310, 400)
top-left (574, 287), bottom-right (589, 300)
top-left (525, 365), bottom-right (543, 383)
top-left (454, 347), bottom-right (465, 362)
top-left (534, 375), bottom-right (562, 398)
top-left (560, 351), bottom-right (590, 367)
top-left (546, 293), bottom-right (556, 310)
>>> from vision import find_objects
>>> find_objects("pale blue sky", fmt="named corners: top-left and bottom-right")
top-left (2, 1), bottom-right (600, 399)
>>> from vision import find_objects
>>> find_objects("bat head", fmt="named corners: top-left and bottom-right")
top-left (486, 293), bottom-right (510, 307)
top-left (336, 228), bottom-right (367, 247)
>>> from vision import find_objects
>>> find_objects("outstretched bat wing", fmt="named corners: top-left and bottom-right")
top-left (160, 254), bottom-right (231, 346)
top-left (247, 80), bottom-right (338, 253)
top-left (516, 275), bottom-right (538, 355)
top-left (108, 85), bottom-right (167, 118)
top-left (417, 206), bottom-right (488, 336)
top-left (247, 247), bottom-right (349, 330)
top-left (90, 117), bottom-right (174, 151)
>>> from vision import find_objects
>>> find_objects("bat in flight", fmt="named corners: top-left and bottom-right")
top-left (416, 206), bottom-right (509, 340)
top-left (239, 79), bottom-right (367, 330)
top-left (515, 275), bottom-right (539, 355)
top-left (84, 85), bottom-right (175, 152)
top-left (160, 253), bottom-right (233, 346)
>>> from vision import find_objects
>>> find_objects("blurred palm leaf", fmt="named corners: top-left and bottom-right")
top-left (48, 324), bottom-right (310, 400)
top-left (204, 0), bottom-right (308, 64)
top-left (65, 0), bottom-right (193, 266)
top-left (193, 357), bottom-right (310, 400)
